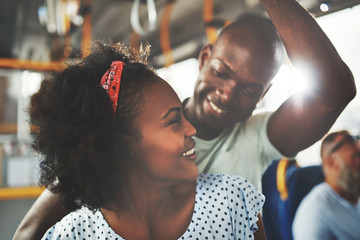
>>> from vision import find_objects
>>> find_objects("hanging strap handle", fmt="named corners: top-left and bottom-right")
top-left (131, 0), bottom-right (158, 35)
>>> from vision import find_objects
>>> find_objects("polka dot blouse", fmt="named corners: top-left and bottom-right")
top-left (42, 173), bottom-right (265, 240)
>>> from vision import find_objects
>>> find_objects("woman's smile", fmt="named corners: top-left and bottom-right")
top-left (182, 146), bottom-right (197, 161)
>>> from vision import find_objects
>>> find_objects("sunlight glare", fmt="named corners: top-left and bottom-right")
top-left (290, 67), bottom-right (312, 94)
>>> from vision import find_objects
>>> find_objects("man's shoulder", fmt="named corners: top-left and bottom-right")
top-left (298, 183), bottom-right (329, 211)
top-left (224, 109), bottom-right (274, 140)
top-left (236, 109), bottom-right (273, 128)
top-left (306, 182), bottom-right (330, 198)
top-left (293, 183), bottom-right (334, 240)
top-left (251, 108), bottom-right (274, 117)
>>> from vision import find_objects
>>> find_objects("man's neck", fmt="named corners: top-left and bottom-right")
top-left (326, 180), bottom-right (359, 205)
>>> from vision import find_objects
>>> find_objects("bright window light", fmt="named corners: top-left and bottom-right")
top-left (261, 62), bottom-right (312, 110)
top-left (20, 71), bottom-right (42, 98)
top-left (18, 71), bottom-right (43, 141)
top-left (157, 58), bottom-right (199, 101)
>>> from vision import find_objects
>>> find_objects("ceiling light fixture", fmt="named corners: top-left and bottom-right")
top-left (320, 2), bottom-right (330, 12)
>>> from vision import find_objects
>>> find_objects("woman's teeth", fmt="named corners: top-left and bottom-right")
top-left (182, 147), bottom-right (195, 157)
top-left (209, 101), bottom-right (225, 114)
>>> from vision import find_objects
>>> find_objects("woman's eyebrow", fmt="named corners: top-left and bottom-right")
top-left (162, 107), bottom-right (182, 119)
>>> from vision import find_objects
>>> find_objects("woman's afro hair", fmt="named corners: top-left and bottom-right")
top-left (29, 40), bottom-right (158, 210)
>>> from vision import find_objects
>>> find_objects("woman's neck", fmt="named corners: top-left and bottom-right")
top-left (101, 169), bottom-right (197, 239)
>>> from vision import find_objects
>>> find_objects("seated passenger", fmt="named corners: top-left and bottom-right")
top-left (292, 130), bottom-right (360, 240)
top-left (29, 41), bottom-right (267, 240)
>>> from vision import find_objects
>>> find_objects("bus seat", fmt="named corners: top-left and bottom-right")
top-left (261, 158), bottom-right (325, 240)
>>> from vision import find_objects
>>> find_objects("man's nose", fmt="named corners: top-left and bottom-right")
top-left (215, 81), bottom-right (237, 105)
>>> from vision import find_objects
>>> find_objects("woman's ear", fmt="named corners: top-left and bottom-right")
top-left (198, 44), bottom-right (213, 70)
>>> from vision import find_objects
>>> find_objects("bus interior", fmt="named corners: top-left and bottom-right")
top-left (0, 0), bottom-right (360, 239)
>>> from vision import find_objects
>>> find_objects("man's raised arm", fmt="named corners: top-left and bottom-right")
top-left (262, 0), bottom-right (356, 156)
top-left (13, 189), bottom-right (70, 240)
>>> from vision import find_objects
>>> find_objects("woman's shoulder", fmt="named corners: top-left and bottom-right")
top-left (41, 207), bottom-right (121, 239)
top-left (197, 173), bottom-right (255, 189)
top-left (193, 173), bottom-right (265, 238)
top-left (197, 173), bottom-right (264, 203)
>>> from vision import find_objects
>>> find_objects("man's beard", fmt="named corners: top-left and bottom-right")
top-left (337, 161), bottom-right (360, 199)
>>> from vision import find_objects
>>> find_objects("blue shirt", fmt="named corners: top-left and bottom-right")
top-left (292, 182), bottom-right (360, 240)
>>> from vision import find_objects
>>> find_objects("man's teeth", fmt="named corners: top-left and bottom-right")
top-left (209, 101), bottom-right (225, 114)
top-left (182, 148), bottom-right (195, 157)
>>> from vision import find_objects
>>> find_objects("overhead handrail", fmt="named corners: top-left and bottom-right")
top-left (160, 0), bottom-right (176, 67)
top-left (0, 1), bottom-right (92, 71)
top-left (203, 0), bottom-right (217, 44)
top-left (82, 0), bottom-right (92, 58)
top-left (0, 58), bottom-right (63, 71)
top-left (0, 186), bottom-right (45, 200)
top-left (131, 0), bottom-right (158, 35)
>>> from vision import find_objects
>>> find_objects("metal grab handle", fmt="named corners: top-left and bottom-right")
top-left (130, 0), bottom-right (157, 35)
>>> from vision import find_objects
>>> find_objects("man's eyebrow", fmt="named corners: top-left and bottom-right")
top-left (218, 59), bottom-right (263, 90)
top-left (324, 134), bottom-right (356, 159)
top-left (331, 135), bottom-right (355, 152)
top-left (242, 81), bottom-right (264, 90)
top-left (218, 59), bottom-right (233, 73)
top-left (161, 107), bottom-right (182, 120)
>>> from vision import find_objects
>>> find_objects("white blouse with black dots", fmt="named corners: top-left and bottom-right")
top-left (42, 173), bottom-right (265, 240)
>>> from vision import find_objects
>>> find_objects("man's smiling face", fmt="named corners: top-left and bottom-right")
top-left (192, 26), bottom-right (281, 136)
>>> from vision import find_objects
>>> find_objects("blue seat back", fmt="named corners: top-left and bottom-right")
top-left (262, 158), bottom-right (324, 240)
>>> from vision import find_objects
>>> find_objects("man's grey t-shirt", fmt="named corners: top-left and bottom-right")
top-left (194, 110), bottom-right (284, 190)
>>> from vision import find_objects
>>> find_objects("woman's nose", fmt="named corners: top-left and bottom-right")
top-left (184, 117), bottom-right (196, 137)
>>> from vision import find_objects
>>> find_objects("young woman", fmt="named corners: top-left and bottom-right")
top-left (30, 41), bottom-right (266, 239)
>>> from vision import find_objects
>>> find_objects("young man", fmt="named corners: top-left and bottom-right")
top-left (184, 0), bottom-right (355, 188)
top-left (292, 131), bottom-right (360, 239)
top-left (13, 0), bottom-right (355, 239)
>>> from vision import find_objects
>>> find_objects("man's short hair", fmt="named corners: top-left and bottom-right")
top-left (321, 130), bottom-right (359, 159)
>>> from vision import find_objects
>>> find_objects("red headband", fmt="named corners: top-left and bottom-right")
top-left (100, 61), bottom-right (125, 114)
